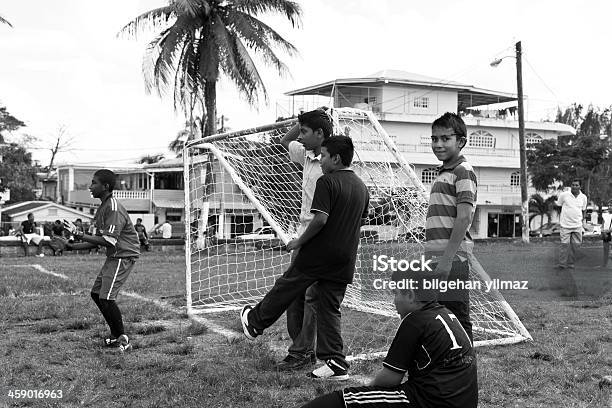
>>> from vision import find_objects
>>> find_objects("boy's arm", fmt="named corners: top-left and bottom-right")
top-left (436, 203), bottom-right (474, 279)
top-left (286, 177), bottom-right (331, 251)
top-left (280, 123), bottom-right (300, 151)
top-left (369, 367), bottom-right (404, 387)
top-left (436, 165), bottom-right (477, 278)
top-left (66, 239), bottom-right (102, 250)
top-left (286, 212), bottom-right (327, 251)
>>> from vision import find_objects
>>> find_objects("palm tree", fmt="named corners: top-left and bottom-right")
top-left (0, 15), bottom-right (12, 27)
top-left (119, 0), bottom-right (301, 137)
top-left (137, 153), bottom-right (165, 164)
top-left (529, 193), bottom-right (558, 229)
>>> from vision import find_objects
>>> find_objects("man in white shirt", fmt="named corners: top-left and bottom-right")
top-left (556, 180), bottom-right (588, 269)
top-left (160, 221), bottom-right (172, 239)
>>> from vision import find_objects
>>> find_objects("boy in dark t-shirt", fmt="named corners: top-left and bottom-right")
top-left (241, 136), bottom-right (369, 380)
top-left (64, 169), bottom-right (140, 352)
top-left (299, 270), bottom-right (478, 408)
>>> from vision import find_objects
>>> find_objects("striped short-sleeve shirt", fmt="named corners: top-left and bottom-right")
top-left (424, 155), bottom-right (477, 260)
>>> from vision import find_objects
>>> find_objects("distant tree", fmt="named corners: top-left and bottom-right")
top-left (0, 106), bottom-right (26, 142)
top-left (119, 0), bottom-right (301, 137)
top-left (137, 153), bottom-right (165, 164)
top-left (0, 142), bottom-right (38, 202)
top-left (529, 193), bottom-right (558, 227)
top-left (527, 104), bottom-right (612, 202)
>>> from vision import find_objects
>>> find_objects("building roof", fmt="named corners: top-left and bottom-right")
top-left (285, 69), bottom-right (518, 108)
top-left (144, 157), bottom-right (183, 172)
top-left (153, 198), bottom-right (184, 209)
top-left (1, 201), bottom-right (93, 219)
top-left (1, 201), bottom-right (48, 216)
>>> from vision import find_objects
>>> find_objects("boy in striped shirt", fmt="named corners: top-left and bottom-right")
top-left (425, 112), bottom-right (477, 340)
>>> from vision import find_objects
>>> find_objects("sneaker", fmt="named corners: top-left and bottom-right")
top-left (277, 354), bottom-right (316, 371)
top-left (117, 334), bottom-right (132, 352)
top-left (36, 253), bottom-right (45, 258)
top-left (308, 359), bottom-right (349, 381)
top-left (103, 337), bottom-right (119, 348)
top-left (240, 305), bottom-right (261, 340)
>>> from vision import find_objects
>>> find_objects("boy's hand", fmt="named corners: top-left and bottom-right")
top-left (286, 239), bottom-right (301, 252)
top-left (434, 257), bottom-right (453, 280)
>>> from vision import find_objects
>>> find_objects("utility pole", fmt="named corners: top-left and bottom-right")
top-left (516, 41), bottom-right (530, 243)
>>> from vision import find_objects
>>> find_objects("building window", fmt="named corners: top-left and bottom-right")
top-left (468, 130), bottom-right (496, 148)
top-left (420, 135), bottom-right (431, 145)
top-left (166, 211), bottom-right (182, 222)
top-left (510, 171), bottom-right (520, 186)
top-left (526, 132), bottom-right (542, 147)
top-left (413, 96), bottom-right (429, 109)
top-left (421, 167), bottom-right (438, 184)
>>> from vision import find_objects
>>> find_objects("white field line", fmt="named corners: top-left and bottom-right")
top-left (10, 264), bottom-right (240, 341)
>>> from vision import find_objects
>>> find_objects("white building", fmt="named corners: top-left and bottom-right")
top-left (284, 70), bottom-right (576, 238)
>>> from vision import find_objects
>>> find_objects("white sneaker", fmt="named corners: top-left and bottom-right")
top-left (308, 359), bottom-right (349, 381)
top-left (36, 254), bottom-right (45, 257)
top-left (118, 334), bottom-right (132, 352)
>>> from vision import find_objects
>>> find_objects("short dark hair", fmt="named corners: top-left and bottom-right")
top-left (75, 218), bottom-right (82, 223)
top-left (298, 109), bottom-right (333, 138)
top-left (321, 135), bottom-right (354, 166)
top-left (94, 169), bottom-right (117, 192)
top-left (571, 179), bottom-right (581, 185)
top-left (432, 112), bottom-right (467, 147)
top-left (137, 218), bottom-right (142, 222)
top-left (27, 213), bottom-right (33, 218)
top-left (391, 270), bottom-right (438, 302)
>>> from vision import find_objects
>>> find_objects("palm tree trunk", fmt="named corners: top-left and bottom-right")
top-left (204, 81), bottom-right (217, 137)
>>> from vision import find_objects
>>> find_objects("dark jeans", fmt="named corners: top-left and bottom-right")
top-left (437, 259), bottom-right (472, 342)
top-left (249, 265), bottom-right (349, 369)
top-left (286, 284), bottom-right (317, 358)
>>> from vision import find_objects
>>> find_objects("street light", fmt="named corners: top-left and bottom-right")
top-left (491, 41), bottom-right (529, 243)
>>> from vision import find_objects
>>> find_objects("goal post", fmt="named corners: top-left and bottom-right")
top-left (183, 107), bottom-right (532, 355)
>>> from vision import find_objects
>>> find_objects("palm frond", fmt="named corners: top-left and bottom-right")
top-left (142, 28), bottom-right (174, 95)
top-left (228, 10), bottom-right (291, 76)
top-left (174, 0), bottom-right (211, 17)
top-left (0, 15), bottom-right (12, 27)
top-left (212, 16), bottom-right (265, 106)
top-left (231, 10), bottom-right (298, 56)
top-left (118, 6), bottom-right (175, 39)
top-left (232, 0), bottom-right (302, 27)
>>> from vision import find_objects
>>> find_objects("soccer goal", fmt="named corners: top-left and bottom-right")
top-left (183, 107), bottom-right (532, 358)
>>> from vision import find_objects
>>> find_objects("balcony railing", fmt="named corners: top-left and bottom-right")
top-left (353, 141), bottom-right (519, 158)
top-left (113, 190), bottom-right (150, 199)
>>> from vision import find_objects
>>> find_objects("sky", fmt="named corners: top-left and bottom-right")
top-left (1, 0), bottom-right (611, 167)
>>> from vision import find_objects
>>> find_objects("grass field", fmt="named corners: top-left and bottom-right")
top-left (1, 241), bottom-right (611, 407)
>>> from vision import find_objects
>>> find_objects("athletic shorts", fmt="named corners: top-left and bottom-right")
top-left (603, 232), bottom-right (611, 243)
top-left (343, 386), bottom-right (414, 407)
top-left (91, 257), bottom-right (137, 300)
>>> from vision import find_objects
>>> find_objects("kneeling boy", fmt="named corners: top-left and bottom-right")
top-left (299, 270), bottom-right (478, 408)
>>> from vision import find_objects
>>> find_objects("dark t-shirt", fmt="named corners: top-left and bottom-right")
top-left (94, 195), bottom-right (140, 258)
top-left (294, 169), bottom-right (369, 284)
top-left (52, 224), bottom-right (64, 237)
top-left (383, 302), bottom-right (478, 408)
top-left (134, 224), bottom-right (147, 238)
top-left (21, 220), bottom-right (37, 234)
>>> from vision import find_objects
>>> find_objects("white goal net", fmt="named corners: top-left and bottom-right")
top-left (184, 107), bottom-right (531, 357)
